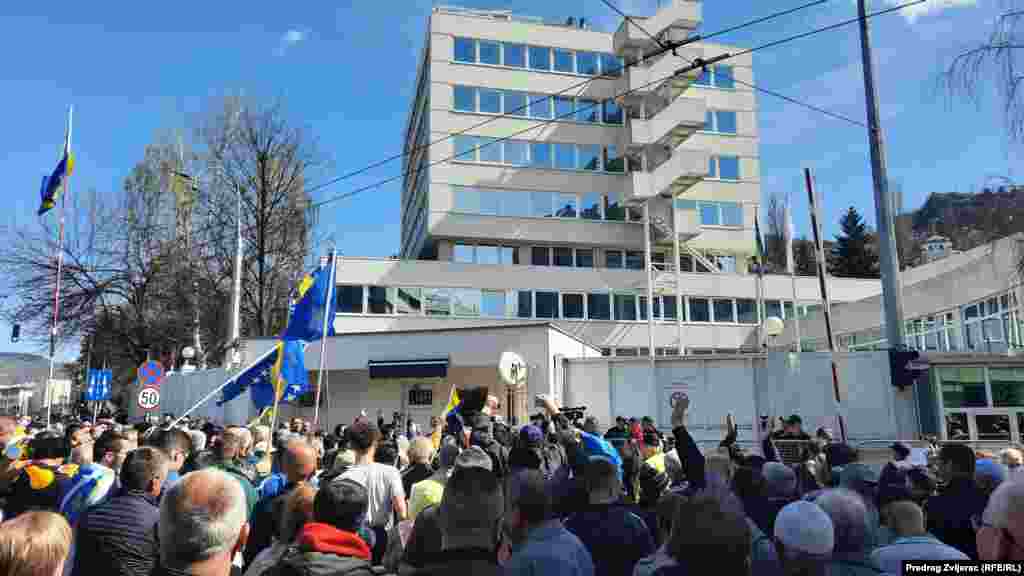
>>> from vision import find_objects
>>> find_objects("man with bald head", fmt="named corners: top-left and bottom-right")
top-left (244, 438), bottom-right (318, 568)
top-left (871, 500), bottom-right (967, 572)
top-left (977, 480), bottom-right (1024, 561)
top-left (155, 468), bottom-right (249, 576)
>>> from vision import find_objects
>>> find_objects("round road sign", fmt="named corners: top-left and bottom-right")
top-left (138, 386), bottom-right (160, 410)
top-left (138, 361), bottom-right (165, 387)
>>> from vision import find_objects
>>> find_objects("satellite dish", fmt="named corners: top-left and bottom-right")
top-left (182, 347), bottom-right (196, 360)
top-left (499, 351), bottom-right (528, 388)
top-left (764, 316), bottom-right (785, 337)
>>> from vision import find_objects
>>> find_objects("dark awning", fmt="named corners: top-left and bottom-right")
top-left (368, 358), bottom-right (448, 379)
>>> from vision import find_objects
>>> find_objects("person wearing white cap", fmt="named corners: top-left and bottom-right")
top-left (774, 500), bottom-right (834, 576)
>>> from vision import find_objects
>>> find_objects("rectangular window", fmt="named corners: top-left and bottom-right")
top-left (555, 143), bottom-right (575, 170)
top-left (478, 88), bottom-right (501, 113)
top-left (626, 251), bottom-right (644, 270)
top-left (529, 46), bottom-right (551, 70)
top-left (452, 289), bottom-right (482, 316)
top-left (368, 287), bottom-right (392, 314)
top-left (555, 194), bottom-right (577, 218)
top-left (554, 49), bottom-right (574, 73)
top-left (476, 245), bottom-right (500, 265)
top-left (453, 135), bottom-right (477, 161)
top-left (714, 299), bottom-right (736, 323)
top-left (517, 291), bottom-right (532, 318)
top-left (576, 248), bottom-right (594, 268)
top-left (453, 186), bottom-right (479, 212)
top-left (577, 51), bottom-right (598, 75)
top-left (600, 53), bottom-right (623, 77)
top-left (605, 192), bottom-right (626, 221)
top-left (396, 287), bottom-right (422, 315)
top-left (479, 40), bottom-right (500, 65)
top-left (640, 296), bottom-right (659, 320)
top-left (603, 100), bottom-right (624, 124)
top-left (718, 156), bottom-right (740, 180)
top-left (588, 293), bottom-right (611, 320)
top-left (708, 156), bottom-right (717, 178)
top-left (716, 111), bottom-right (737, 134)
top-left (606, 250), bottom-right (624, 269)
top-left (783, 301), bottom-right (795, 320)
top-left (531, 191), bottom-right (553, 218)
top-left (580, 193), bottom-right (601, 220)
top-left (454, 37), bottom-right (475, 63)
top-left (453, 85), bottom-right (475, 111)
top-left (714, 65), bottom-right (735, 89)
top-left (453, 244), bottom-right (474, 263)
top-left (704, 110), bottom-right (713, 131)
top-left (716, 255), bottom-right (736, 273)
top-left (504, 191), bottom-right (529, 218)
top-left (737, 299), bottom-right (757, 324)
top-left (689, 298), bottom-right (710, 322)
top-left (529, 94), bottom-right (551, 119)
top-left (721, 202), bottom-right (743, 227)
top-left (531, 246), bottom-right (550, 266)
top-left (505, 91), bottom-right (528, 116)
top-left (536, 291), bottom-right (558, 318)
top-left (504, 43), bottom-right (525, 67)
top-left (482, 290), bottom-right (506, 318)
top-left (578, 145), bottom-right (601, 171)
top-left (337, 285), bottom-right (364, 314)
top-left (990, 368), bottom-right (1024, 407)
top-left (765, 300), bottom-right (782, 320)
top-left (478, 137), bottom-right (502, 163)
top-left (554, 96), bottom-right (574, 120)
top-left (530, 142), bottom-right (551, 169)
top-left (425, 288), bottom-right (451, 316)
top-left (604, 145), bottom-right (625, 173)
top-left (553, 247), bottom-right (573, 267)
top-left (663, 295), bottom-right (678, 320)
top-left (504, 140), bottom-right (529, 166)
top-left (700, 203), bottom-right (720, 225)
top-left (939, 367), bottom-right (987, 408)
top-left (499, 246), bottom-right (517, 265)
top-left (576, 99), bottom-right (600, 123)
top-left (479, 190), bottom-right (500, 215)
top-left (562, 293), bottom-right (584, 319)
top-left (614, 294), bottom-right (637, 321)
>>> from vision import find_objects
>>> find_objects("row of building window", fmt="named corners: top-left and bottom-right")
top-left (675, 199), bottom-right (744, 227)
top-left (600, 347), bottom-right (760, 357)
top-left (336, 284), bottom-right (807, 324)
top-left (453, 86), bottom-right (624, 125)
top-left (703, 110), bottom-right (738, 135)
top-left (452, 186), bottom-right (642, 222)
top-left (694, 66), bottom-right (736, 90)
top-left (454, 37), bottom-right (624, 78)
top-left (450, 241), bottom-right (741, 274)
top-left (453, 135), bottom-right (626, 173)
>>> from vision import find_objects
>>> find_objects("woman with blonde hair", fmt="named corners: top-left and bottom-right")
top-left (0, 511), bottom-right (72, 576)
top-left (243, 483), bottom-right (317, 576)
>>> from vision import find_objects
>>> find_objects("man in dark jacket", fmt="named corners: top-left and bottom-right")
top-left (926, 443), bottom-right (988, 559)
top-left (565, 457), bottom-right (655, 576)
top-left (410, 465), bottom-right (504, 576)
top-left (272, 478), bottom-right (386, 576)
top-left (74, 447), bottom-right (168, 576)
top-left (244, 438), bottom-right (317, 568)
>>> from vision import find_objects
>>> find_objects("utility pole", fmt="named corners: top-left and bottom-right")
top-left (858, 0), bottom-right (905, 349)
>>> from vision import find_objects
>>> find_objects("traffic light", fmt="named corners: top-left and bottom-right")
top-left (889, 349), bottom-right (928, 389)
top-left (10, 324), bottom-right (19, 343)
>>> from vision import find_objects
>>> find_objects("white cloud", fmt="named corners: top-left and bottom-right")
top-left (276, 29), bottom-right (308, 56)
top-left (880, 0), bottom-right (978, 23)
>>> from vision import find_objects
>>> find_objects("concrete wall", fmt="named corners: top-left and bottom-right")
top-left (130, 369), bottom-right (259, 426)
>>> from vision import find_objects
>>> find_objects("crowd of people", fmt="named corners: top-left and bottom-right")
top-left (0, 387), bottom-right (1022, 576)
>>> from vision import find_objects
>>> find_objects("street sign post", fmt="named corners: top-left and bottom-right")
top-left (138, 386), bottom-right (160, 411)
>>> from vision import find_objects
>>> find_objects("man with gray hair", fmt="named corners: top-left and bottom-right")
top-left (155, 468), bottom-right (250, 576)
top-left (976, 480), bottom-right (1024, 561)
top-left (774, 500), bottom-right (834, 576)
top-left (871, 500), bottom-right (967, 572)
top-left (814, 489), bottom-right (876, 576)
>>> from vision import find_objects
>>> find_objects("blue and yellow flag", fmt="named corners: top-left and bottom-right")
top-left (281, 259), bottom-right (338, 342)
top-left (38, 130), bottom-right (74, 216)
top-left (248, 340), bottom-right (309, 410)
top-left (442, 385), bottom-right (460, 419)
top-left (218, 344), bottom-right (279, 406)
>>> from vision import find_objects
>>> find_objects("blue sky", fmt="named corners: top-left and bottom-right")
top-left (0, 0), bottom-right (1015, 359)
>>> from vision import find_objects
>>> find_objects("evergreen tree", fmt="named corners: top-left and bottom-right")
top-left (829, 207), bottom-right (879, 278)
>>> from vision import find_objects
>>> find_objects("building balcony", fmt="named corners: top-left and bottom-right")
top-left (629, 95), bottom-right (705, 150)
top-left (627, 146), bottom-right (707, 202)
top-left (613, 0), bottom-right (702, 54)
top-left (620, 45), bottom-right (703, 109)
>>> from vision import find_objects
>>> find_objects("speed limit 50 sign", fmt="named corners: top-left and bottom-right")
top-left (138, 386), bottom-right (160, 411)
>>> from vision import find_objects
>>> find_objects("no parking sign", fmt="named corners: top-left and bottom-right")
top-left (137, 361), bottom-right (164, 412)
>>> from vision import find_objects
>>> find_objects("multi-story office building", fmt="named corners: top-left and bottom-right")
top-left (334, 1), bottom-right (880, 356)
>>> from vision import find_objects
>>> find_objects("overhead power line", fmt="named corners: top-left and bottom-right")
top-left (598, 0), bottom-right (866, 128)
top-left (303, 0), bottom-right (846, 197)
top-left (309, 0), bottom-right (927, 210)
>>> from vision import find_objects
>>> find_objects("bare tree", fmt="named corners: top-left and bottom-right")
top-left (945, 5), bottom-right (1024, 141)
top-left (764, 192), bottom-right (787, 273)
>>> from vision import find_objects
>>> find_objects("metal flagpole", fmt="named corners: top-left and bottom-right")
top-left (228, 185), bottom-right (243, 366)
top-left (673, 205), bottom-right (683, 354)
top-left (785, 197), bottom-right (802, 352)
top-left (805, 168), bottom-right (847, 442)
top-left (313, 249), bottom-right (337, 428)
top-left (755, 214), bottom-right (766, 349)
top-left (46, 106), bottom-right (72, 429)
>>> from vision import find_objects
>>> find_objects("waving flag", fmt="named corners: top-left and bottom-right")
top-left (249, 340), bottom-right (309, 410)
top-left (39, 111), bottom-right (74, 216)
top-left (218, 345), bottom-right (279, 406)
top-left (281, 258), bottom-right (337, 342)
